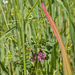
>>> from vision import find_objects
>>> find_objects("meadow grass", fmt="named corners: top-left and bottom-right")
top-left (0, 0), bottom-right (75, 75)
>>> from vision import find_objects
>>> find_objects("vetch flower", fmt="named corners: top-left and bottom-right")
top-left (37, 51), bottom-right (46, 61)
top-left (30, 50), bottom-right (46, 62)
top-left (30, 50), bottom-right (46, 69)
top-left (30, 53), bottom-right (36, 62)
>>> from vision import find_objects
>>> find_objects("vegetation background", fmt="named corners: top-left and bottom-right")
top-left (0, 0), bottom-right (75, 75)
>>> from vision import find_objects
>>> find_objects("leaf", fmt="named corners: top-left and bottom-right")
top-left (46, 45), bottom-right (53, 51)
top-left (0, 26), bottom-right (16, 40)
top-left (0, 61), bottom-right (9, 75)
top-left (45, 55), bottom-right (49, 60)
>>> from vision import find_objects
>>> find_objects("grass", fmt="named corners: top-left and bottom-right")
top-left (0, 0), bottom-right (75, 75)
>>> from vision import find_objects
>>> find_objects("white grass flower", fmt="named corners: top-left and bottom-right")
top-left (3, 0), bottom-right (8, 4)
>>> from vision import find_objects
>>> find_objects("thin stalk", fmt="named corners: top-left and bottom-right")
top-left (20, 0), bottom-right (26, 75)
top-left (24, 0), bottom-right (39, 22)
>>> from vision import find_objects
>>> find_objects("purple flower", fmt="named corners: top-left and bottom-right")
top-left (37, 52), bottom-right (46, 61)
top-left (30, 57), bottom-right (35, 62)
top-left (30, 53), bottom-right (36, 62)
top-left (30, 50), bottom-right (46, 62)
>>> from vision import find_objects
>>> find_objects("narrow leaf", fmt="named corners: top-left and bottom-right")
top-left (0, 61), bottom-right (9, 75)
